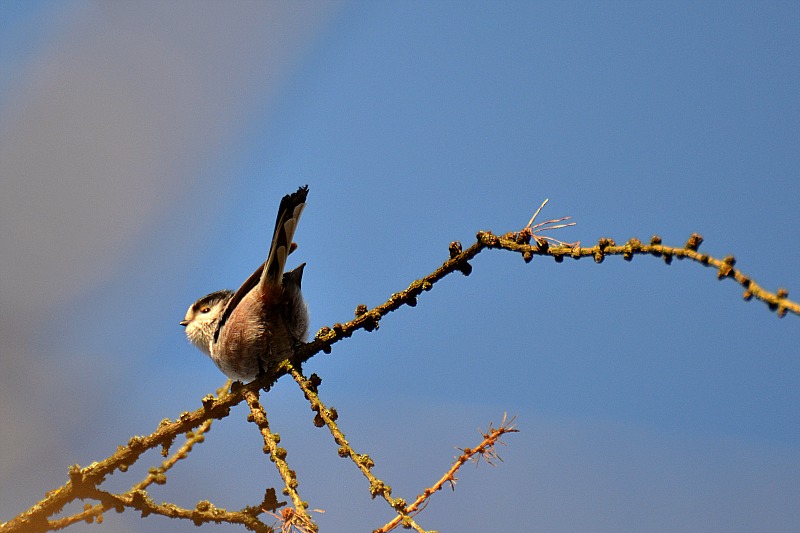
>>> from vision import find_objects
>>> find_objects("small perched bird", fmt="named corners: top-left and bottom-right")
top-left (181, 186), bottom-right (310, 380)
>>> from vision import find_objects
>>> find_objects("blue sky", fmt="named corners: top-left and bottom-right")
top-left (1, 2), bottom-right (799, 531)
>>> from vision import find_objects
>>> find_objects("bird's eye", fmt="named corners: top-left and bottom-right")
top-left (201, 307), bottom-right (211, 313)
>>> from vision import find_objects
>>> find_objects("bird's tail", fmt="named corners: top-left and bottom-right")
top-left (261, 185), bottom-right (309, 288)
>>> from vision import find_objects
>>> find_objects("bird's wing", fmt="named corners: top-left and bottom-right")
top-left (213, 261), bottom-right (265, 343)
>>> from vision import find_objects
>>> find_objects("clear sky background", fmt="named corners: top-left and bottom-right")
top-left (1, 2), bottom-right (799, 532)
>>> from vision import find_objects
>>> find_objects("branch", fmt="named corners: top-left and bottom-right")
top-left (375, 414), bottom-right (519, 533)
top-left (79, 486), bottom-right (272, 532)
top-left (1, 382), bottom-right (238, 533)
top-left (299, 230), bottom-right (795, 375)
top-left (47, 415), bottom-right (216, 529)
top-left (286, 365), bottom-right (426, 531)
top-left (490, 230), bottom-right (798, 318)
top-left (241, 387), bottom-right (317, 532)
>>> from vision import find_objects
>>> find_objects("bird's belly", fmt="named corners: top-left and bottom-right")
top-left (211, 297), bottom-right (294, 381)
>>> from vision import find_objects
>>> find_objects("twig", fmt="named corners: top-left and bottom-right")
top-left (78, 485), bottom-right (272, 532)
top-left (242, 388), bottom-right (317, 533)
top-left (375, 414), bottom-right (519, 533)
top-left (490, 231), bottom-right (798, 318)
top-left (285, 364), bottom-right (426, 532)
top-left (48, 416), bottom-right (216, 529)
top-left (1, 382), bottom-right (236, 533)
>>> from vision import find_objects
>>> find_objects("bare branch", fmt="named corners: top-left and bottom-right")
top-left (242, 387), bottom-right (316, 532)
top-left (285, 364), bottom-right (427, 532)
top-left (375, 414), bottom-right (519, 533)
top-left (491, 230), bottom-right (798, 318)
top-left (47, 415), bottom-right (216, 529)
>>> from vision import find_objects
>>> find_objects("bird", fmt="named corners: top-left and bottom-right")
top-left (181, 186), bottom-right (310, 381)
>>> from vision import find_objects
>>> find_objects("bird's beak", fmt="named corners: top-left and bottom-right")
top-left (179, 320), bottom-right (189, 327)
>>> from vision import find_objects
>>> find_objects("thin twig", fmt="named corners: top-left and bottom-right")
top-left (78, 485), bottom-right (272, 532)
top-left (285, 364), bottom-right (427, 531)
top-left (490, 230), bottom-right (798, 317)
top-left (375, 414), bottom-right (518, 533)
top-left (526, 198), bottom-right (550, 228)
top-left (242, 388), bottom-right (317, 533)
top-left (48, 417), bottom-right (216, 529)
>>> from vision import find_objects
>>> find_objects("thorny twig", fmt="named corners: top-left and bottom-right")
top-left (375, 414), bottom-right (519, 533)
top-left (265, 506), bottom-right (324, 533)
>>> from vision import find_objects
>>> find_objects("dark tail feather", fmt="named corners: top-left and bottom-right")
top-left (283, 263), bottom-right (306, 289)
top-left (261, 185), bottom-right (308, 288)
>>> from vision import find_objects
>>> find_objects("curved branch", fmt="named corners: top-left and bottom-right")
top-left (486, 230), bottom-right (798, 318)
